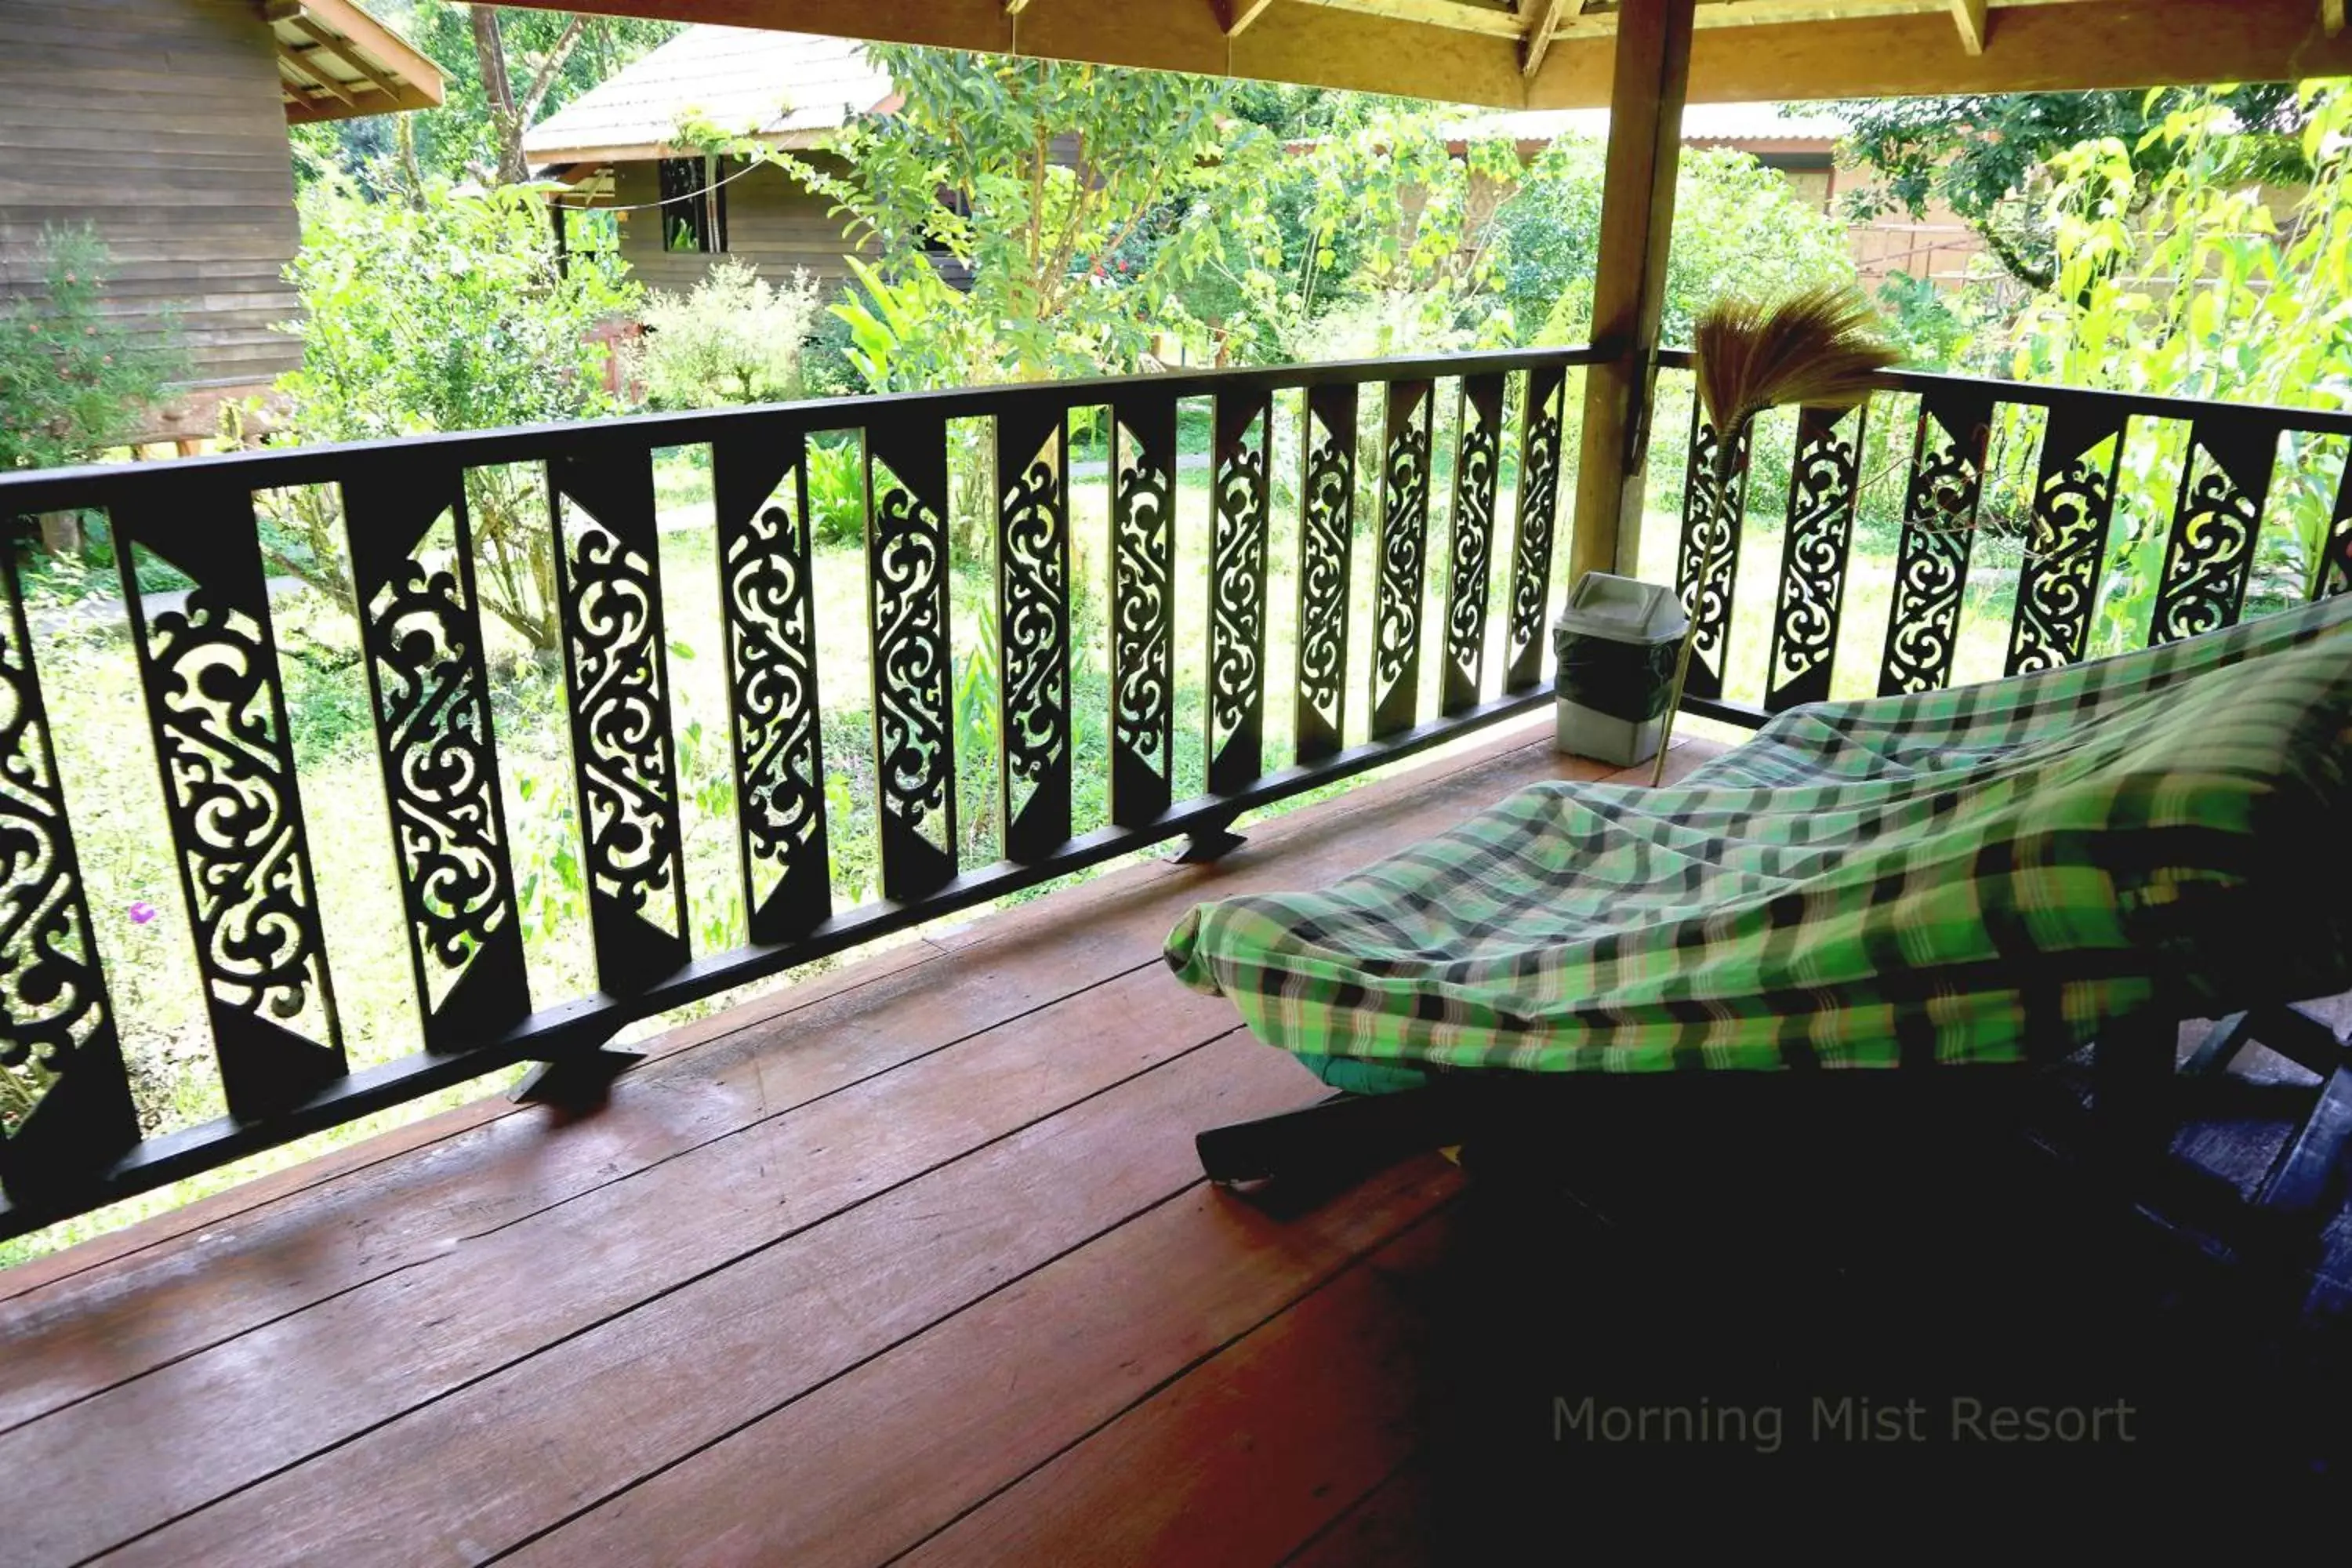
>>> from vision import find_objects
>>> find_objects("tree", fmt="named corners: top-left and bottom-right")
top-left (466, 4), bottom-right (583, 185)
top-left (778, 45), bottom-right (1249, 387)
top-left (1829, 87), bottom-right (2307, 290)
top-left (1186, 99), bottom-right (1527, 363)
top-left (268, 175), bottom-right (638, 651)
top-left (2007, 82), bottom-right (2352, 637)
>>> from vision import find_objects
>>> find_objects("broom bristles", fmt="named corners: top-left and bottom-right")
top-left (1693, 281), bottom-right (1900, 438)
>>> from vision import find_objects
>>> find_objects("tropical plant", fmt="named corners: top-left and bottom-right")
top-left (266, 174), bottom-right (638, 652)
top-left (2006, 78), bottom-right (2352, 640)
top-left (1184, 100), bottom-right (1525, 364)
top-left (1829, 86), bottom-right (2307, 289)
top-left (633, 259), bottom-right (824, 408)
top-left (779, 45), bottom-right (1245, 385)
top-left (0, 227), bottom-right (183, 474)
top-left (1534, 146), bottom-right (1860, 350)
top-left (1656, 284), bottom-right (1900, 782)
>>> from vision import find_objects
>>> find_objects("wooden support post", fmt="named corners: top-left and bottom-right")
top-left (1566, 0), bottom-right (1694, 584)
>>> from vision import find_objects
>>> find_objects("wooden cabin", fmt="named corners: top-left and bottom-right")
top-left (524, 25), bottom-right (894, 295)
top-left (0, 0), bottom-right (440, 443)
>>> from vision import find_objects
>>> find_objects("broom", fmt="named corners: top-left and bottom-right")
top-left (1650, 283), bottom-right (1900, 785)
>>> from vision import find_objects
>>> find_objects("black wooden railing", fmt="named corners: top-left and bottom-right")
top-left (1657, 349), bottom-right (2352, 725)
top-left (0, 348), bottom-right (1592, 1233)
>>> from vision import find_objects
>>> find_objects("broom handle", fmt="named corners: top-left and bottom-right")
top-left (1650, 607), bottom-right (1703, 787)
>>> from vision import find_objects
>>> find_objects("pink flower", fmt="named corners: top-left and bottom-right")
top-left (128, 902), bottom-right (158, 925)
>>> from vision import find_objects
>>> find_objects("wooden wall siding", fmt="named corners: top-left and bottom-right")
top-left (610, 155), bottom-right (874, 295)
top-left (0, 0), bottom-right (302, 390)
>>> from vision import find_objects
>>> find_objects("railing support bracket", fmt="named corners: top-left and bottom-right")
top-left (1174, 819), bottom-right (1248, 864)
top-left (510, 1047), bottom-right (647, 1111)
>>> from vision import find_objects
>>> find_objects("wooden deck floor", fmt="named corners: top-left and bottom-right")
top-left (0, 720), bottom-right (1698, 1566)
top-left (5, 718), bottom-right (2349, 1564)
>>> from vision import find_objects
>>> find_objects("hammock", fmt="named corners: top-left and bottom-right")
top-left (1166, 593), bottom-right (2352, 1093)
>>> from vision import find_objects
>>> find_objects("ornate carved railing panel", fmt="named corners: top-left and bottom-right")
top-left (1504, 364), bottom-right (1567, 694)
top-left (2007, 401), bottom-right (2129, 676)
top-left (1765, 404), bottom-right (1867, 713)
top-left (1207, 390), bottom-right (1272, 796)
top-left (1294, 381), bottom-right (1356, 767)
top-left (114, 480), bottom-right (347, 1120)
top-left (550, 446), bottom-right (693, 994)
top-left (1443, 373), bottom-right (1504, 717)
top-left (996, 402), bottom-right (1073, 859)
top-left (2323, 452), bottom-right (2352, 601)
top-left (2148, 411), bottom-right (2278, 645)
top-left (864, 419), bottom-right (958, 901)
top-left (1674, 399), bottom-right (1751, 702)
top-left (0, 345), bottom-right (1621, 1232)
top-left (343, 459), bottom-right (530, 1051)
top-left (0, 544), bottom-right (137, 1209)
top-left (1879, 388), bottom-right (1994, 696)
top-left (1654, 350), bottom-right (2333, 733)
top-left (1109, 390), bottom-right (1178, 829)
top-left (10, 344), bottom-right (2344, 1233)
top-left (713, 421), bottom-right (832, 945)
top-left (1371, 378), bottom-right (1434, 739)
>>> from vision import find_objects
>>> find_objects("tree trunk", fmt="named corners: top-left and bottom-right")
top-left (470, 6), bottom-right (586, 187)
top-left (470, 5), bottom-right (531, 186)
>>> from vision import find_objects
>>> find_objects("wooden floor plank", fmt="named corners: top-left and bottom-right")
top-left (1279, 1459), bottom-right (1439, 1568)
top-left (107, 1038), bottom-right (1345, 1567)
top-left (896, 1217), bottom-right (1457, 1568)
top-left (4, 720), bottom-right (1716, 1566)
top-left (0, 724), bottom-right (1623, 1438)
top-left (0, 971), bottom-right (1264, 1567)
top-left (0, 937), bottom-right (953, 1305)
top-left (503, 1167), bottom-right (1463, 1568)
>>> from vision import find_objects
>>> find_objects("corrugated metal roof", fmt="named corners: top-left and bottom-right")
top-left (523, 26), bottom-right (892, 162)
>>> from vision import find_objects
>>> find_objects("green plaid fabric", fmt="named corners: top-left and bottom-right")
top-left (1166, 596), bottom-right (2352, 1084)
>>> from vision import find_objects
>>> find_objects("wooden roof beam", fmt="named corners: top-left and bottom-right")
top-left (509, 0), bottom-right (2352, 110)
top-left (1951, 0), bottom-right (1988, 53)
top-left (1289, 0), bottom-right (1527, 40)
top-left (1530, 0), bottom-right (2352, 107)
top-left (1519, 0), bottom-right (1579, 80)
top-left (2328, 0), bottom-right (2346, 38)
top-left (280, 53), bottom-right (360, 109)
top-left (1227, 0), bottom-right (1281, 35)
top-left (291, 16), bottom-right (408, 98)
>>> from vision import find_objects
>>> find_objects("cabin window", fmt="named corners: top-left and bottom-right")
top-left (658, 157), bottom-right (728, 254)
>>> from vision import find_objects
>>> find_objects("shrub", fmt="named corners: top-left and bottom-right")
top-left (0, 227), bottom-right (182, 473)
top-left (268, 176), bottom-right (638, 652)
top-left (633, 259), bottom-right (825, 408)
top-left (1525, 144), bottom-right (1857, 348)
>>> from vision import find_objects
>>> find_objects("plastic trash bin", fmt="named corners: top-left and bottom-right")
top-left (1552, 572), bottom-right (1689, 766)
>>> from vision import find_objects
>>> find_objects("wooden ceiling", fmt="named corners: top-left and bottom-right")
top-left (521, 0), bottom-right (2352, 108)
top-left (269, 0), bottom-right (445, 125)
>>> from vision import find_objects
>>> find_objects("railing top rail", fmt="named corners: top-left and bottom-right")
top-left (1653, 346), bottom-right (2352, 437)
top-left (0, 345), bottom-right (1605, 514)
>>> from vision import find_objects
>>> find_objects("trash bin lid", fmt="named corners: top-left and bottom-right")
top-left (1554, 572), bottom-right (1688, 642)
